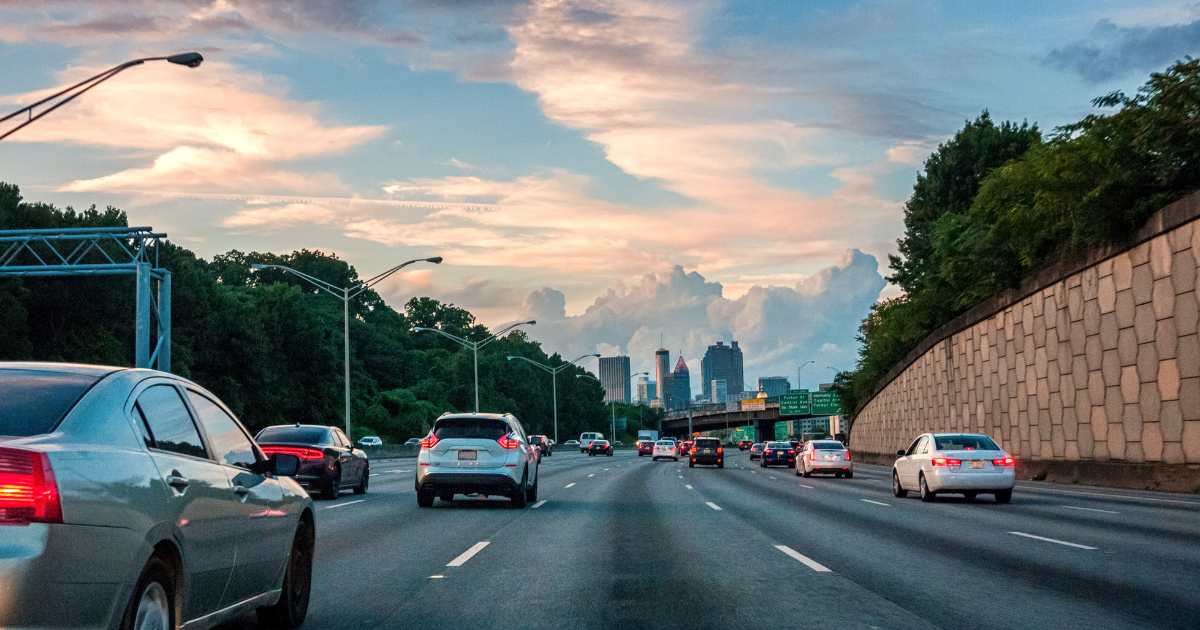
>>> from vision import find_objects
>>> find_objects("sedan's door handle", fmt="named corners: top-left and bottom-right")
top-left (233, 485), bottom-right (249, 496)
top-left (166, 473), bottom-right (189, 490)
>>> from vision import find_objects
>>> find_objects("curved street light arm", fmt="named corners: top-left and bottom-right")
top-left (252, 263), bottom-right (344, 299)
top-left (505, 355), bottom-right (554, 374)
top-left (356, 256), bottom-right (443, 295)
top-left (477, 320), bottom-right (535, 350)
top-left (412, 326), bottom-right (473, 348)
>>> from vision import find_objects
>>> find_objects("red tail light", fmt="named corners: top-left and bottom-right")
top-left (690, 448), bottom-right (697, 455)
top-left (787, 449), bottom-right (796, 456)
top-left (418, 433), bottom-right (440, 449)
top-left (993, 456), bottom-right (1016, 467)
top-left (497, 434), bottom-right (521, 449)
top-left (0, 447), bottom-right (62, 525)
top-left (260, 446), bottom-right (326, 461)
top-left (764, 449), bottom-right (773, 455)
top-left (845, 451), bottom-right (852, 461)
top-left (931, 457), bottom-right (962, 467)
top-left (716, 447), bottom-right (724, 454)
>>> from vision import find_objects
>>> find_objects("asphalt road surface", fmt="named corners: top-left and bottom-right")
top-left (218, 449), bottom-right (1200, 629)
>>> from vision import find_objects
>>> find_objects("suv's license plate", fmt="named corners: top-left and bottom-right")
top-left (458, 450), bottom-right (477, 461)
top-left (970, 460), bottom-right (984, 469)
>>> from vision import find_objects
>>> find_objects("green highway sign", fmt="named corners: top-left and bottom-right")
top-left (615, 416), bottom-right (627, 432)
top-left (779, 390), bottom-right (810, 416)
top-left (810, 390), bottom-right (843, 416)
top-left (774, 421), bottom-right (790, 441)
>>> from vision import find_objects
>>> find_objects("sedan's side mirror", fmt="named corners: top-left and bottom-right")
top-left (272, 453), bottom-right (300, 477)
top-left (896, 449), bottom-right (906, 456)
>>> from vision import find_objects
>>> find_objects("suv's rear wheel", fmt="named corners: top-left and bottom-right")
top-left (416, 488), bottom-right (435, 507)
top-left (121, 556), bottom-right (174, 630)
top-left (525, 469), bottom-right (539, 503)
top-left (995, 489), bottom-right (1013, 504)
top-left (257, 517), bottom-right (313, 628)
top-left (511, 469), bottom-right (529, 508)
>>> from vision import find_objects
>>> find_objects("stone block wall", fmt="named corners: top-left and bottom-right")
top-left (852, 198), bottom-right (1200, 469)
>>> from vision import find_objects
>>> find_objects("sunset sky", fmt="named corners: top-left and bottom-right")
top-left (3, 0), bottom-right (1197, 391)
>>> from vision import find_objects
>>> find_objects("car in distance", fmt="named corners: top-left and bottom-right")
top-left (358, 435), bottom-right (383, 447)
top-left (528, 434), bottom-right (553, 456)
top-left (892, 432), bottom-right (1015, 503)
top-left (737, 439), bottom-right (753, 450)
top-left (256, 423), bottom-right (370, 500)
top-left (416, 412), bottom-right (540, 508)
top-left (689, 437), bottom-right (724, 468)
top-left (579, 431), bottom-right (604, 452)
top-left (404, 437), bottom-right (422, 447)
top-left (651, 440), bottom-right (678, 461)
top-left (748, 442), bottom-right (765, 460)
top-left (0, 362), bottom-right (314, 629)
top-left (677, 439), bottom-right (693, 458)
top-left (564, 439), bottom-right (580, 448)
top-left (798, 440), bottom-right (853, 478)
top-left (759, 441), bottom-right (796, 468)
top-left (588, 439), bottom-right (614, 456)
top-left (613, 440), bottom-right (624, 447)
top-left (637, 439), bottom-right (655, 456)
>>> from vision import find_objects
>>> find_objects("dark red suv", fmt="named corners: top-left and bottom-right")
top-left (637, 440), bottom-right (654, 456)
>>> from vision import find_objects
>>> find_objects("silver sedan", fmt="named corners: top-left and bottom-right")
top-left (0, 362), bottom-right (315, 629)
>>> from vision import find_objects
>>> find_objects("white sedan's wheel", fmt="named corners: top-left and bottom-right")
top-left (133, 582), bottom-right (170, 630)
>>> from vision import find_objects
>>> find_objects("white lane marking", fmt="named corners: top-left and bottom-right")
top-left (531, 500), bottom-right (547, 509)
top-left (321, 499), bottom-right (366, 510)
top-left (370, 473), bottom-right (380, 477)
top-left (751, 471), bottom-right (757, 475)
top-left (686, 484), bottom-right (694, 490)
top-left (588, 473), bottom-right (596, 478)
top-left (677, 475), bottom-right (684, 479)
top-left (429, 575), bottom-right (445, 579)
top-left (775, 545), bottom-right (831, 573)
top-left (564, 482), bottom-right (577, 489)
top-left (1018, 485), bottom-right (1200, 507)
top-left (1062, 505), bottom-right (1120, 515)
top-left (800, 484), bottom-right (815, 489)
top-left (446, 541), bottom-right (491, 567)
top-left (769, 476), bottom-right (778, 480)
top-left (1007, 531), bottom-right (1097, 550)
top-left (705, 501), bottom-right (723, 511)
top-left (861, 499), bottom-right (891, 507)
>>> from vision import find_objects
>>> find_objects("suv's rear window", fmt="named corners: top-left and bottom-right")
top-left (934, 435), bottom-right (999, 451)
top-left (435, 418), bottom-right (509, 440)
top-left (694, 439), bottom-right (720, 447)
top-left (0, 369), bottom-right (103, 437)
top-left (256, 426), bottom-right (331, 444)
top-left (813, 441), bottom-right (844, 450)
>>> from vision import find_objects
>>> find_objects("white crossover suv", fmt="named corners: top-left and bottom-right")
top-left (415, 412), bottom-right (540, 508)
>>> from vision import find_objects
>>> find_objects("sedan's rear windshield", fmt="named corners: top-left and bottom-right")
top-left (934, 435), bottom-right (1000, 451)
top-left (656, 440), bottom-right (673, 446)
top-left (435, 418), bottom-right (509, 440)
top-left (0, 369), bottom-right (103, 436)
top-left (813, 441), bottom-right (844, 450)
top-left (256, 426), bottom-right (331, 444)
top-left (694, 439), bottom-right (719, 447)
top-left (767, 442), bottom-right (792, 449)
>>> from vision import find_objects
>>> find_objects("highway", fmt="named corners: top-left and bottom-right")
top-left (220, 449), bottom-right (1200, 629)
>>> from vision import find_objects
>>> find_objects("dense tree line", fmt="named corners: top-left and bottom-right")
top-left (839, 59), bottom-right (1200, 414)
top-left (0, 185), bottom-right (662, 442)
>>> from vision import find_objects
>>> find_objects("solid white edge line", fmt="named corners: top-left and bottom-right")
top-left (429, 575), bottom-right (445, 579)
top-left (775, 545), bottom-right (831, 572)
top-left (705, 501), bottom-right (723, 511)
top-left (321, 499), bottom-right (366, 510)
top-left (800, 484), bottom-right (815, 489)
top-left (1062, 505), bottom-right (1120, 515)
top-left (861, 499), bottom-right (891, 507)
top-left (588, 473), bottom-right (595, 478)
top-left (564, 482), bottom-right (576, 488)
top-left (446, 541), bottom-right (491, 567)
top-left (531, 500), bottom-right (547, 509)
top-left (1020, 486), bottom-right (1200, 506)
top-left (1007, 531), bottom-right (1097, 550)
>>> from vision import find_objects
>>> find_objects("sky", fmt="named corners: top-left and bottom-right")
top-left (2, 0), bottom-right (1198, 395)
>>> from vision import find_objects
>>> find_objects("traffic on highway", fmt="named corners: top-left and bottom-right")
top-left (3, 361), bottom-right (1199, 628)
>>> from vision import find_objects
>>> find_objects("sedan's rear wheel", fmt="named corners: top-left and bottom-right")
top-left (995, 489), bottom-right (1013, 504)
top-left (257, 517), bottom-right (313, 628)
top-left (354, 465), bottom-right (369, 495)
top-left (892, 471), bottom-right (907, 498)
top-left (919, 474), bottom-right (936, 502)
top-left (121, 556), bottom-right (174, 630)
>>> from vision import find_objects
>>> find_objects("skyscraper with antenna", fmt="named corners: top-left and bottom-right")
top-left (654, 337), bottom-right (671, 411)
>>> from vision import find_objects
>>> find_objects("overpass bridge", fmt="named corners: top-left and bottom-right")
top-left (661, 404), bottom-right (781, 442)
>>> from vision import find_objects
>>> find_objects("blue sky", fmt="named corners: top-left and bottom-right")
top-left (2, 0), bottom-right (1197, 392)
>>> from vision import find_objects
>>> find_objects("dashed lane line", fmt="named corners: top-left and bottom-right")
top-left (321, 499), bottom-right (367, 510)
top-left (860, 499), bottom-right (891, 507)
top-left (686, 484), bottom-right (694, 490)
top-left (1007, 531), bottom-right (1097, 550)
top-left (531, 500), bottom-right (547, 509)
top-left (564, 482), bottom-right (577, 489)
top-left (705, 501), bottom-right (723, 511)
top-left (446, 541), bottom-right (490, 567)
top-left (1061, 505), bottom-right (1119, 515)
top-left (775, 545), bottom-right (832, 573)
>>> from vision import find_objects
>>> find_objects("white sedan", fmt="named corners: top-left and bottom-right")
top-left (651, 440), bottom-right (678, 461)
top-left (892, 432), bottom-right (1015, 503)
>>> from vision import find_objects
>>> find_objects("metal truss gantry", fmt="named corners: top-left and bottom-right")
top-left (0, 226), bottom-right (172, 371)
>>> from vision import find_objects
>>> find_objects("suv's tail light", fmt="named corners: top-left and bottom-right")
top-left (419, 433), bottom-right (439, 449)
top-left (497, 433), bottom-right (521, 449)
top-left (260, 446), bottom-right (325, 461)
top-left (0, 447), bottom-right (62, 526)
top-left (931, 457), bottom-right (962, 467)
top-left (845, 451), bottom-right (852, 461)
top-left (716, 447), bottom-right (724, 454)
top-left (992, 456), bottom-right (1016, 467)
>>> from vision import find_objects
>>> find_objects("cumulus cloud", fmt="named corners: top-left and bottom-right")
top-left (1044, 16), bottom-right (1200, 83)
top-left (523, 250), bottom-right (886, 395)
top-left (523, 287), bottom-right (566, 322)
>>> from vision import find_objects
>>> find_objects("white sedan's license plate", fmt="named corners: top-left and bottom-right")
top-left (970, 460), bottom-right (984, 469)
top-left (458, 450), bottom-right (477, 461)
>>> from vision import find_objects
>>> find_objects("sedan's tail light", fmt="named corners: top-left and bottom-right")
top-left (931, 457), bottom-right (962, 467)
top-left (845, 451), bottom-right (852, 460)
top-left (497, 434), bottom-right (521, 449)
top-left (260, 446), bottom-right (326, 461)
top-left (418, 433), bottom-right (440, 449)
top-left (787, 449), bottom-right (796, 456)
top-left (764, 449), bottom-right (773, 455)
top-left (0, 447), bottom-right (62, 526)
top-left (993, 456), bottom-right (1016, 467)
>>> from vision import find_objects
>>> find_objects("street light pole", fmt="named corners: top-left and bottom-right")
top-left (797, 359), bottom-right (815, 390)
top-left (506, 353), bottom-right (599, 443)
top-left (415, 320), bottom-right (536, 413)
top-left (249, 256), bottom-right (443, 439)
top-left (1, 53), bottom-right (204, 142)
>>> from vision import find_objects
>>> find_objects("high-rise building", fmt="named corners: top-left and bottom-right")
top-left (654, 347), bottom-right (672, 410)
top-left (670, 355), bottom-right (691, 411)
top-left (758, 376), bottom-right (791, 398)
top-left (710, 379), bottom-right (728, 404)
top-left (700, 340), bottom-right (744, 402)
top-left (635, 376), bottom-right (656, 405)
top-left (599, 355), bottom-right (631, 403)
